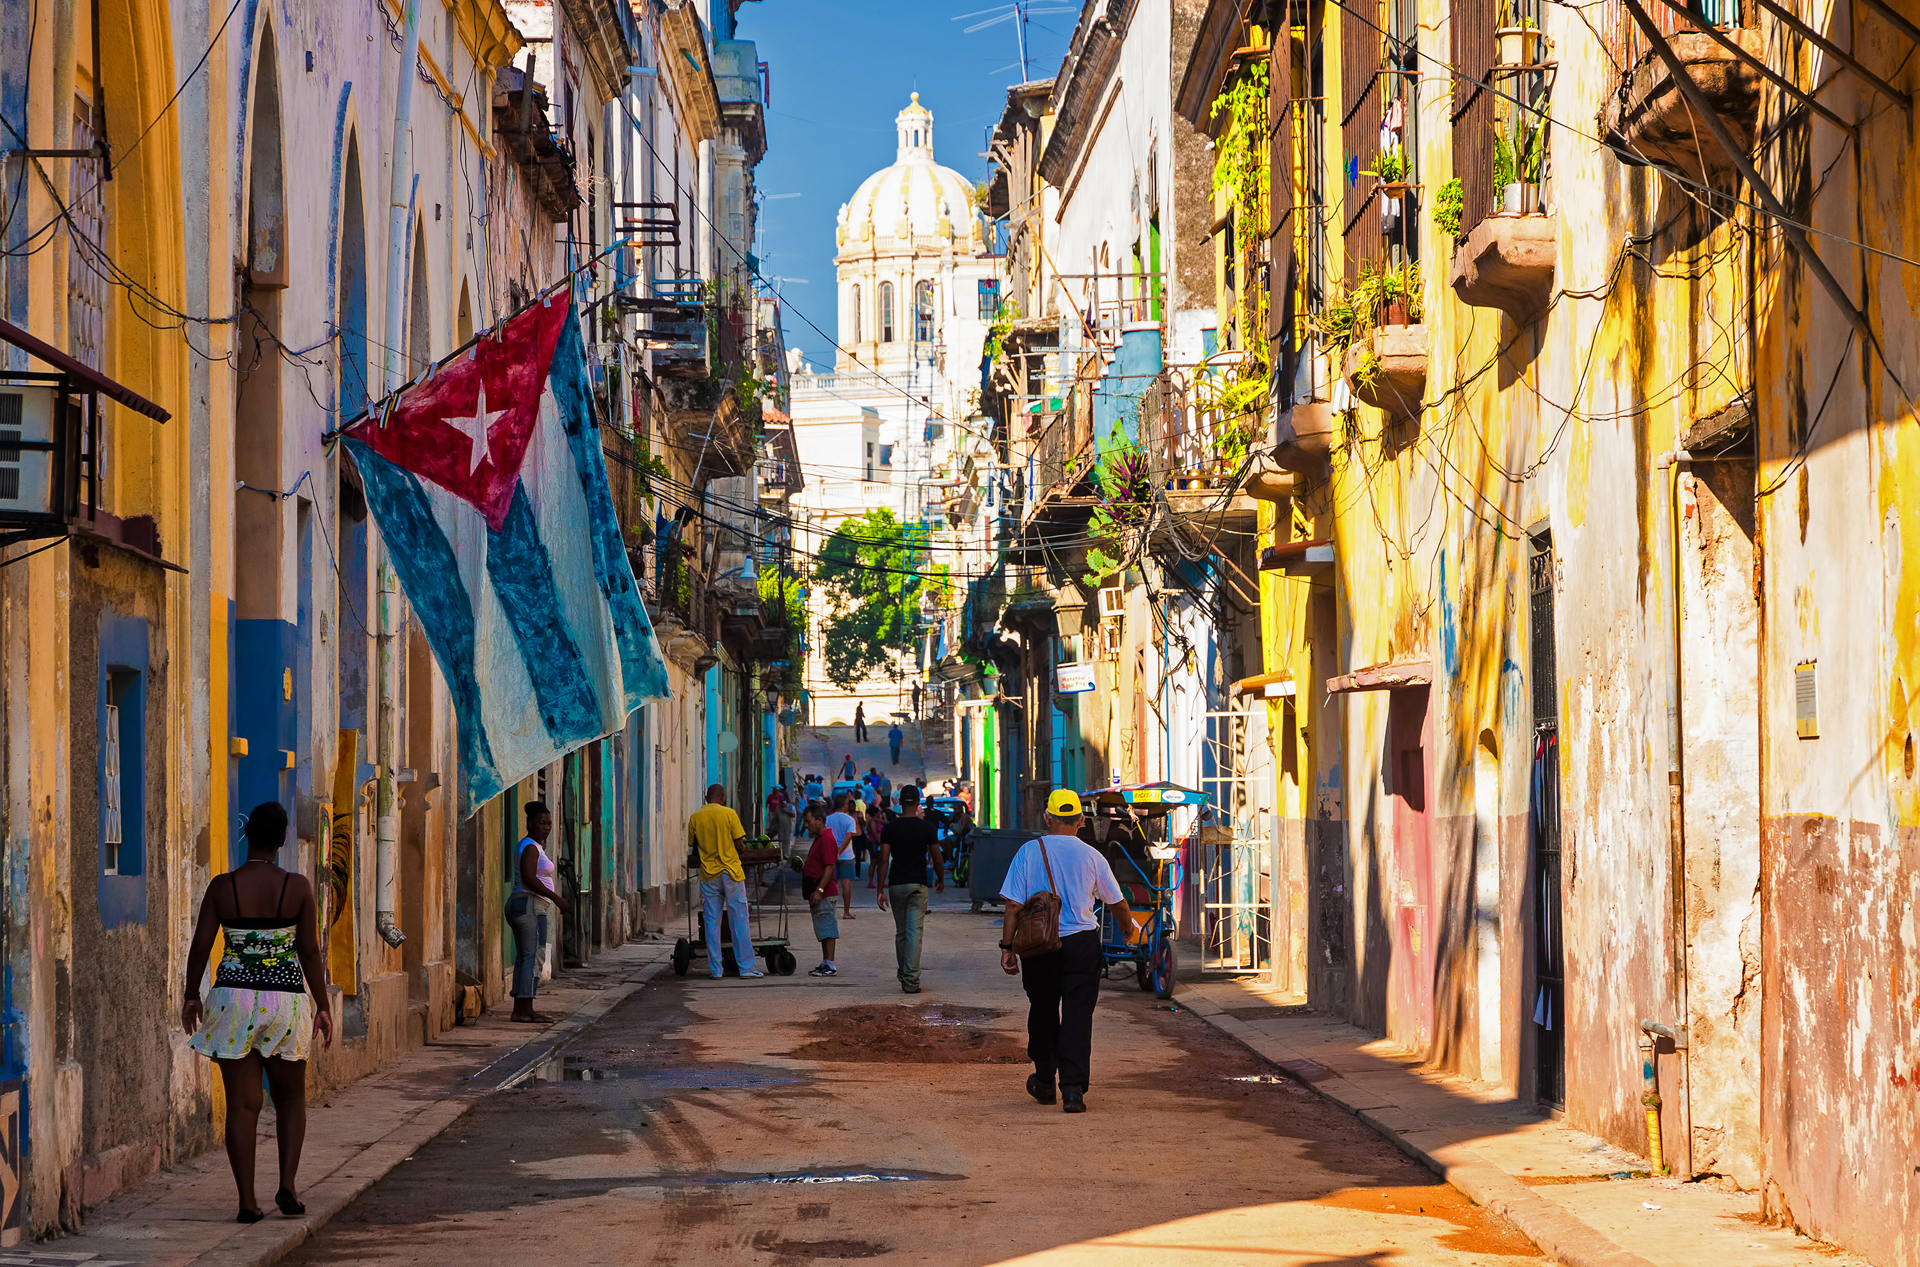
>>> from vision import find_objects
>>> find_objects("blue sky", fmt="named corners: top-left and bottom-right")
top-left (737, 0), bottom-right (1075, 369)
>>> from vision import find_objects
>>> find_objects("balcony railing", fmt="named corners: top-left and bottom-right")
top-left (1604, 0), bottom-right (1743, 70)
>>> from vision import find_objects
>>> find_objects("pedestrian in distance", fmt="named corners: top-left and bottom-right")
top-left (804, 772), bottom-right (824, 802)
top-left (888, 720), bottom-right (904, 765)
top-left (876, 785), bottom-right (944, 994)
top-left (767, 783), bottom-right (793, 847)
top-left (181, 802), bottom-right (335, 1223)
top-left (800, 803), bottom-right (841, 976)
top-left (999, 789), bottom-right (1131, 1114)
top-left (872, 766), bottom-right (890, 802)
top-left (688, 784), bottom-right (765, 978)
top-left (911, 681), bottom-right (922, 719)
top-left (504, 801), bottom-right (571, 1023)
top-left (864, 794), bottom-right (888, 890)
top-left (840, 751), bottom-right (858, 780)
top-left (854, 700), bottom-right (869, 742)
top-left (826, 793), bottom-right (859, 920)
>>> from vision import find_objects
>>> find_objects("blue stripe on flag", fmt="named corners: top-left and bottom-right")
top-left (487, 482), bottom-right (605, 746)
top-left (342, 439), bottom-right (503, 803)
top-left (550, 307), bottom-right (671, 705)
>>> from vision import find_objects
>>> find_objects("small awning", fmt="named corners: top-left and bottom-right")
top-left (1230, 670), bottom-right (1295, 698)
top-left (1326, 659), bottom-right (1432, 695)
top-left (0, 318), bottom-right (170, 421)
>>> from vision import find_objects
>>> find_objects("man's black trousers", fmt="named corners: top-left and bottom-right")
top-left (1021, 929), bottom-right (1103, 1090)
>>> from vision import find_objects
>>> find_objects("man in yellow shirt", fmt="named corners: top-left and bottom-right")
top-left (688, 784), bottom-right (764, 979)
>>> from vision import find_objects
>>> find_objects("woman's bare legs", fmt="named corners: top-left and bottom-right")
top-left (263, 1056), bottom-right (307, 1207)
top-left (216, 1054), bottom-right (265, 1216)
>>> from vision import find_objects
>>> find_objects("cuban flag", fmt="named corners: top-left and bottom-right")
top-left (343, 295), bottom-right (669, 817)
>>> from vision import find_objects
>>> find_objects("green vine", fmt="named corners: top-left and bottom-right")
top-left (985, 299), bottom-right (1021, 363)
top-left (1210, 58), bottom-right (1270, 376)
top-left (1434, 177), bottom-right (1465, 240)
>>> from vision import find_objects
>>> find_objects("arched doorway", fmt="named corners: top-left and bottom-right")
top-left (233, 24), bottom-right (293, 844)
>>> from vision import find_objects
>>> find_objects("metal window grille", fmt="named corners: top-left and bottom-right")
top-left (68, 100), bottom-right (108, 372)
top-left (103, 702), bottom-right (123, 871)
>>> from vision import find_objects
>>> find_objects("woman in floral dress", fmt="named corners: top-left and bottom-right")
top-left (182, 802), bottom-right (334, 1222)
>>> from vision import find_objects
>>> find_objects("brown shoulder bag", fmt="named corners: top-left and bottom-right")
top-left (1008, 840), bottom-right (1063, 958)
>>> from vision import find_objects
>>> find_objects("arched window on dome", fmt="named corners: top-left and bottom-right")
top-left (879, 282), bottom-right (895, 342)
top-left (851, 283), bottom-right (862, 342)
top-left (914, 280), bottom-right (935, 342)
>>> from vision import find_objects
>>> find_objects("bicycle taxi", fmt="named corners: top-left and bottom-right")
top-left (1080, 781), bottom-right (1207, 998)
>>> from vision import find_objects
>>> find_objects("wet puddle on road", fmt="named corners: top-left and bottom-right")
top-left (526, 1054), bottom-right (808, 1091)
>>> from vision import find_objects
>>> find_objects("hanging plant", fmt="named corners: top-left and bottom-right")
top-left (1434, 177), bottom-right (1464, 239)
top-left (1210, 59), bottom-right (1272, 380)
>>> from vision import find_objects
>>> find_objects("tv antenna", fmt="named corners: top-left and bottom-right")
top-left (953, 2), bottom-right (1072, 83)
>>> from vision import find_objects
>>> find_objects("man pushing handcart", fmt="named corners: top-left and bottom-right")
top-left (672, 783), bottom-right (798, 978)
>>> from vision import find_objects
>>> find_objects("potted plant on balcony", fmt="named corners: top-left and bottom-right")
top-left (1495, 14), bottom-right (1542, 67)
top-left (1366, 147), bottom-right (1411, 199)
top-left (1500, 122), bottom-right (1544, 214)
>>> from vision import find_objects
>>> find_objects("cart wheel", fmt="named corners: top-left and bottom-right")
top-left (1136, 954), bottom-right (1153, 991)
top-left (672, 938), bottom-right (692, 977)
top-left (952, 856), bottom-right (970, 885)
top-left (1152, 937), bottom-right (1177, 999)
top-left (775, 948), bottom-right (798, 975)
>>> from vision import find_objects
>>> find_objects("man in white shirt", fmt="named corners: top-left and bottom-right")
top-left (825, 795), bottom-right (859, 921)
top-left (998, 789), bottom-right (1130, 1114)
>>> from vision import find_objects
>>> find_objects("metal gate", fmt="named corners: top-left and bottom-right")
top-left (1198, 707), bottom-right (1273, 974)
top-left (1529, 538), bottom-right (1565, 1106)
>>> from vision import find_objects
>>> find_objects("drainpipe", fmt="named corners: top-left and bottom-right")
top-left (372, 0), bottom-right (420, 951)
top-left (1638, 1019), bottom-right (1689, 1175)
top-left (1654, 447), bottom-right (1690, 1170)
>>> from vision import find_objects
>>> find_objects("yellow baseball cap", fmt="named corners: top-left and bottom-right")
top-left (1045, 788), bottom-right (1084, 818)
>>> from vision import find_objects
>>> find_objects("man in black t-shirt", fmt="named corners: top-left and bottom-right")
top-left (876, 786), bottom-right (945, 994)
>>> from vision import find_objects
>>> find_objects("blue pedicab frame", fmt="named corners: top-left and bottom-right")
top-left (1081, 782), bottom-right (1208, 998)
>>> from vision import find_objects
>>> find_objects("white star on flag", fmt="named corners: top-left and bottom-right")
top-left (444, 381), bottom-right (509, 475)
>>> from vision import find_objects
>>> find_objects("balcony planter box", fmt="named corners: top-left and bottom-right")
top-left (1163, 486), bottom-right (1260, 534)
top-left (1450, 212), bottom-right (1557, 324)
top-left (1343, 325), bottom-right (1429, 420)
top-left (1601, 28), bottom-right (1765, 182)
top-left (1273, 402), bottom-right (1337, 475)
top-left (1240, 454), bottom-right (1301, 502)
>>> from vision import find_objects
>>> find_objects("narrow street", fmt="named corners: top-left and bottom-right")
top-left (285, 896), bottom-right (1540, 1267)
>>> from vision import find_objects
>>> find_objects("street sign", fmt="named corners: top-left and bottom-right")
top-left (1055, 661), bottom-right (1095, 694)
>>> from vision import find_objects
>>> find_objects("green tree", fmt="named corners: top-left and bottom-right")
top-left (813, 508), bottom-right (949, 690)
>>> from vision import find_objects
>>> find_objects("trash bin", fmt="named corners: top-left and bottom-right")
top-left (966, 829), bottom-right (1032, 910)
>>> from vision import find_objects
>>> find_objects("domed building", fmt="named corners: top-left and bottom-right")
top-left (832, 94), bottom-right (995, 375)
top-left (789, 95), bottom-right (1000, 733)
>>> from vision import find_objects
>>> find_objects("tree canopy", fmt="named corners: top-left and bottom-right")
top-left (812, 508), bottom-right (949, 690)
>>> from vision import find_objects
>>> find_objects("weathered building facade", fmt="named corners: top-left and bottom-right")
top-left (972, 0), bottom-right (1920, 1260)
top-left (0, 0), bottom-right (786, 1241)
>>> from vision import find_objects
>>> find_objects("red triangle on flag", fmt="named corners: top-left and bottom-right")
top-left (345, 298), bottom-right (570, 530)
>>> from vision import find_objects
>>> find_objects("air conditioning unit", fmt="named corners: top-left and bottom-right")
top-left (1098, 586), bottom-right (1125, 621)
top-left (1098, 623), bottom-right (1122, 659)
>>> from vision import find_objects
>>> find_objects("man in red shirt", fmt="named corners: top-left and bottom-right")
top-left (800, 803), bottom-right (841, 976)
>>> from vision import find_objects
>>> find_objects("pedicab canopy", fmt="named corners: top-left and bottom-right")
top-left (1079, 782), bottom-right (1211, 817)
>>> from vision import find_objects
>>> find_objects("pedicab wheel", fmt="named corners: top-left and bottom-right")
top-left (952, 856), bottom-right (970, 885)
top-left (1151, 937), bottom-right (1176, 998)
top-left (671, 938), bottom-right (692, 976)
top-left (774, 948), bottom-right (798, 975)
top-left (1135, 954), bottom-right (1152, 991)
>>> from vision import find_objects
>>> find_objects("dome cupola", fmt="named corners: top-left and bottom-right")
top-left (835, 95), bottom-right (984, 253)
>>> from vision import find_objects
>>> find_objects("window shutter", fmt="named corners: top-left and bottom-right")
top-left (1340, 0), bottom-right (1384, 283)
top-left (1451, 0), bottom-right (1496, 237)
top-left (1268, 27), bottom-right (1296, 400)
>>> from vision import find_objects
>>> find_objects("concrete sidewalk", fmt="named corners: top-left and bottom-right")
top-left (1177, 975), bottom-right (1874, 1267)
top-left (29, 942), bottom-right (671, 1267)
